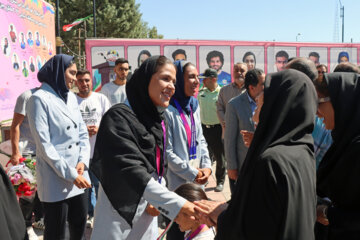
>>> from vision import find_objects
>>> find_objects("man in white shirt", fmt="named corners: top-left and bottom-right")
top-left (100, 58), bottom-right (129, 105)
top-left (75, 69), bottom-right (111, 227)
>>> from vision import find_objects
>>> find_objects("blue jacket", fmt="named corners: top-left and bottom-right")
top-left (27, 83), bottom-right (90, 202)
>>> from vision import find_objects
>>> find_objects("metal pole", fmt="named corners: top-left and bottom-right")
top-left (78, 28), bottom-right (81, 68)
top-left (341, 6), bottom-right (344, 43)
top-left (56, 0), bottom-right (61, 53)
top-left (339, 0), bottom-right (344, 43)
top-left (93, 0), bottom-right (96, 37)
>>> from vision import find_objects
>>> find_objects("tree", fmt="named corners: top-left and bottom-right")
top-left (48, 0), bottom-right (162, 65)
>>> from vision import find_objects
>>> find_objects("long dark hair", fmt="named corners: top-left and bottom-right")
top-left (174, 183), bottom-right (208, 202)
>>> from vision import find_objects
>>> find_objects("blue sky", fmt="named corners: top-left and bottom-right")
top-left (137, 0), bottom-right (359, 43)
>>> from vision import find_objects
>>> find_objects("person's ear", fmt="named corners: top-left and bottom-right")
top-left (248, 84), bottom-right (255, 92)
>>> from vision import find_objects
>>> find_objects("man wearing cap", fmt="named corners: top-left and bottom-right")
top-left (198, 68), bottom-right (226, 192)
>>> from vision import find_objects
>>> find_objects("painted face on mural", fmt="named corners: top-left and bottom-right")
top-left (339, 56), bottom-right (348, 63)
top-left (209, 56), bottom-right (223, 71)
top-left (244, 55), bottom-right (255, 70)
top-left (139, 54), bottom-right (150, 65)
top-left (275, 56), bottom-right (288, 72)
top-left (174, 53), bottom-right (186, 61)
top-left (309, 56), bottom-right (320, 66)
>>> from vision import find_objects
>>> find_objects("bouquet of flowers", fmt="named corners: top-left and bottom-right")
top-left (6, 157), bottom-right (37, 199)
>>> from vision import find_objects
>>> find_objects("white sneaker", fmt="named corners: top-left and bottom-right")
top-left (86, 216), bottom-right (94, 228)
top-left (27, 226), bottom-right (38, 240)
top-left (32, 218), bottom-right (45, 230)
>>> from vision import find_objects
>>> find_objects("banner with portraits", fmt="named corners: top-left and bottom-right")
top-left (0, 0), bottom-right (55, 121)
top-left (85, 39), bottom-right (360, 92)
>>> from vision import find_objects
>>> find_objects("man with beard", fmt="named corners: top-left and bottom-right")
top-left (100, 58), bottom-right (129, 105)
top-left (75, 69), bottom-right (111, 228)
top-left (216, 63), bottom-right (247, 138)
top-left (205, 50), bottom-right (231, 86)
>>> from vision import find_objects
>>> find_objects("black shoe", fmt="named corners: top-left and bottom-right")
top-left (215, 183), bottom-right (224, 192)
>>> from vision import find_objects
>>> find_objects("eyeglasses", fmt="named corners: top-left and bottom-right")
top-left (318, 97), bottom-right (330, 104)
top-left (318, 71), bottom-right (326, 74)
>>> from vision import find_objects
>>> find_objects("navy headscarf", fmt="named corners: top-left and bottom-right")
top-left (37, 54), bottom-right (74, 103)
top-left (170, 60), bottom-right (198, 114)
top-left (337, 51), bottom-right (349, 63)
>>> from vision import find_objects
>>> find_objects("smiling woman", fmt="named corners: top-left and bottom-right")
top-left (90, 56), bottom-right (198, 240)
top-left (27, 54), bottom-right (91, 240)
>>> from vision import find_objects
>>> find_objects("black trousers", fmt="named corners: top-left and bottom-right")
top-left (19, 192), bottom-right (43, 227)
top-left (42, 192), bottom-right (88, 240)
top-left (202, 124), bottom-right (226, 184)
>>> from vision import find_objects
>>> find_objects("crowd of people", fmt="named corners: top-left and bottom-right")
top-left (1, 52), bottom-right (360, 240)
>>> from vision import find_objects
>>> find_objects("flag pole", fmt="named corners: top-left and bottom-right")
top-left (93, 0), bottom-right (96, 37)
top-left (56, 0), bottom-right (61, 53)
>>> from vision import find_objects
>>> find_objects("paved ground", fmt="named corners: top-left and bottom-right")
top-left (34, 161), bottom-right (230, 239)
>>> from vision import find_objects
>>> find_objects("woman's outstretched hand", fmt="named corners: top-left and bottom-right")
top-left (194, 200), bottom-right (228, 227)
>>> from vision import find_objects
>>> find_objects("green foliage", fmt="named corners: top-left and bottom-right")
top-left (48, 0), bottom-right (162, 65)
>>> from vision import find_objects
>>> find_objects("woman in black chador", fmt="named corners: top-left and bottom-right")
top-left (315, 72), bottom-right (360, 239)
top-left (196, 69), bottom-right (318, 240)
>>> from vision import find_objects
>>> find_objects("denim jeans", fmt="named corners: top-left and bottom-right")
top-left (88, 170), bottom-right (99, 217)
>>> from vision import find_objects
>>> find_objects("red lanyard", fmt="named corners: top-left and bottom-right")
top-left (185, 224), bottom-right (206, 240)
top-left (173, 99), bottom-right (197, 160)
top-left (156, 121), bottom-right (166, 183)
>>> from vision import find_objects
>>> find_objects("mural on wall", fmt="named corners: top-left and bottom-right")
top-left (163, 45), bottom-right (197, 66)
top-left (234, 46), bottom-right (265, 71)
top-left (85, 39), bottom-right (360, 95)
top-left (127, 45), bottom-right (160, 71)
top-left (329, 48), bottom-right (357, 72)
top-left (90, 47), bottom-right (124, 91)
top-left (199, 46), bottom-right (231, 87)
top-left (0, 0), bottom-right (55, 121)
top-left (266, 46), bottom-right (296, 73)
top-left (300, 47), bottom-right (328, 68)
